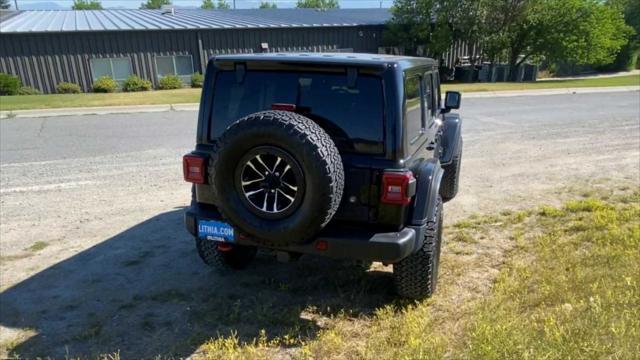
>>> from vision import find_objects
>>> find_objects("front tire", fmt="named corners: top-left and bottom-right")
top-left (195, 237), bottom-right (257, 271)
top-left (393, 197), bottom-right (443, 299)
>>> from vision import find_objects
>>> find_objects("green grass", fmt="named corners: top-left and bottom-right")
top-left (0, 75), bottom-right (637, 112)
top-left (465, 195), bottom-right (639, 359)
top-left (191, 190), bottom-right (639, 359)
top-left (443, 74), bottom-right (640, 93)
top-left (0, 88), bottom-right (201, 111)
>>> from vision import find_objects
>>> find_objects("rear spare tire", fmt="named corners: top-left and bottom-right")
top-left (209, 110), bottom-right (344, 247)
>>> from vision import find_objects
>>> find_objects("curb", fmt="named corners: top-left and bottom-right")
top-left (1, 86), bottom-right (638, 119)
top-left (0, 103), bottom-right (199, 119)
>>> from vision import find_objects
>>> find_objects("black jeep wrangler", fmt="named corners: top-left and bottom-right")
top-left (184, 53), bottom-right (463, 299)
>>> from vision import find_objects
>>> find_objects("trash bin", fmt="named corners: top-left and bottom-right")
top-left (523, 64), bottom-right (538, 81)
top-left (513, 65), bottom-right (525, 82)
top-left (454, 66), bottom-right (475, 83)
top-left (478, 64), bottom-right (493, 82)
top-left (494, 65), bottom-right (508, 82)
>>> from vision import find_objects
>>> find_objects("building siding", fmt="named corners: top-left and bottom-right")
top-left (0, 26), bottom-right (384, 93)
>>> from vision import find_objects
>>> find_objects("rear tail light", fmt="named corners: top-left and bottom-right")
top-left (183, 154), bottom-right (206, 184)
top-left (381, 171), bottom-right (416, 205)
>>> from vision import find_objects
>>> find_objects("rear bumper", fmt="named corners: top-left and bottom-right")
top-left (185, 203), bottom-right (420, 263)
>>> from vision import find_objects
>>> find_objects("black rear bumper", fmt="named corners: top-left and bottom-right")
top-left (185, 203), bottom-right (421, 263)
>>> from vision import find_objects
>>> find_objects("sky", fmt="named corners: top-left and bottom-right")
top-left (12, 0), bottom-right (394, 10)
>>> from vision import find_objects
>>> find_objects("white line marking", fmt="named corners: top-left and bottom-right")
top-left (0, 181), bottom-right (95, 194)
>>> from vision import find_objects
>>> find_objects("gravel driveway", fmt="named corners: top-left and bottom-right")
top-left (1, 90), bottom-right (638, 358)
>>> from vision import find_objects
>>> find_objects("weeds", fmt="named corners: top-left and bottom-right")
top-left (26, 241), bottom-right (48, 252)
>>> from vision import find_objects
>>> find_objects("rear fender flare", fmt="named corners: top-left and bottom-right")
top-left (439, 114), bottom-right (462, 166)
top-left (410, 158), bottom-right (444, 227)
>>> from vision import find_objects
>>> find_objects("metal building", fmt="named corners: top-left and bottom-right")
top-left (0, 9), bottom-right (390, 93)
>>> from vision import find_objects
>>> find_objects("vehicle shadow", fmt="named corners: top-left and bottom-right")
top-left (0, 209), bottom-right (396, 358)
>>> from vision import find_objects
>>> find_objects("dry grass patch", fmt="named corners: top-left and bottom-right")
top-left (189, 188), bottom-right (639, 360)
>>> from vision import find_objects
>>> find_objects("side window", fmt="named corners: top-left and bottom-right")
top-left (433, 72), bottom-right (441, 111)
top-left (424, 73), bottom-right (434, 121)
top-left (405, 75), bottom-right (425, 154)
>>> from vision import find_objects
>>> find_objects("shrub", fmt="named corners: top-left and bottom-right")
top-left (57, 82), bottom-right (82, 94)
top-left (17, 86), bottom-right (41, 95)
top-left (122, 75), bottom-right (152, 92)
top-left (159, 75), bottom-right (183, 90)
top-left (92, 76), bottom-right (118, 93)
top-left (0, 73), bottom-right (21, 96)
top-left (191, 72), bottom-right (204, 88)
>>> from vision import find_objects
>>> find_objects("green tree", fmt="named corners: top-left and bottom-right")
top-left (604, 0), bottom-right (640, 70)
top-left (72, 0), bottom-right (103, 10)
top-left (140, 0), bottom-right (171, 9)
top-left (384, 0), bottom-right (468, 58)
top-left (388, 0), bottom-right (632, 76)
top-left (479, 0), bottom-right (632, 77)
top-left (201, 0), bottom-right (215, 8)
top-left (259, 1), bottom-right (277, 8)
top-left (0, 0), bottom-right (11, 10)
top-left (296, 0), bottom-right (339, 9)
top-left (216, 0), bottom-right (231, 9)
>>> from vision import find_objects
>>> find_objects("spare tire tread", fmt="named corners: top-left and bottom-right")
top-left (209, 110), bottom-right (344, 246)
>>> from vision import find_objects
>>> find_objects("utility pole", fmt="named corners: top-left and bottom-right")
top-left (14, 0), bottom-right (19, 10)
top-left (379, 1), bottom-right (382, 9)
top-left (233, 0), bottom-right (236, 9)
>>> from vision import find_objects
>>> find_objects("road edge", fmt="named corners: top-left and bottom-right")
top-left (1, 86), bottom-right (638, 119)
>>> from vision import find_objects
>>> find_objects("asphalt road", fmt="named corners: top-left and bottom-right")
top-left (0, 90), bottom-right (639, 357)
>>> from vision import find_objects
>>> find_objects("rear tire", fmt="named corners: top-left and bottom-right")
top-left (393, 196), bottom-right (443, 299)
top-left (440, 139), bottom-right (462, 202)
top-left (195, 237), bottom-right (257, 271)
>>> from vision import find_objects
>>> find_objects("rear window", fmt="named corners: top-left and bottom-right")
top-left (210, 70), bottom-right (384, 154)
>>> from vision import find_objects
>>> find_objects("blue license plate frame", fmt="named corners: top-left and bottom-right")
top-left (197, 220), bottom-right (235, 242)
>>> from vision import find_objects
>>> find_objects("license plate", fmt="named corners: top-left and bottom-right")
top-left (198, 220), bottom-right (234, 242)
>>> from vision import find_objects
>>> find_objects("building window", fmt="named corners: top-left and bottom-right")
top-left (90, 57), bottom-right (132, 82)
top-left (155, 55), bottom-right (193, 83)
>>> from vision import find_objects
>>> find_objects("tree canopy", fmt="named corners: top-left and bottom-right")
top-left (387, 0), bottom-right (633, 73)
top-left (72, 0), bottom-right (103, 10)
top-left (0, 0), bottom-right (11, 10)
top-left (259, 1), bottom-right (277, 8)
top-left (296, 0), bottom-right (339, 9)
top-left (201, 0), bottom-right (215, 9)
top-left (216, 0), bottom-right (231, 9)
top-left (140, 0), bottom-right (171, 9)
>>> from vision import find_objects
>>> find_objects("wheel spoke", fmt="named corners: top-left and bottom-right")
top-left (262, 192), bottom-right (269, 211)
top-left (245, 188), bottom-right (264, 197)
top-left (241, 178), bottom-right (263, 186)
top-left (271, 156), bottom-right (282, 173)
top-left (277, 188), bottom-right (295, 202)
top-left (255, 155), bottom-right (271, 174)
top-left (245, 160), bottom-right (264, 177)
top-left (273, 190), bottom-right (279, 211)
top-left (280, 165), bottom-right (291, 178)
top-left (281, 180), bottom-right (297, 191)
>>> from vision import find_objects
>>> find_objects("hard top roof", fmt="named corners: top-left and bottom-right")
top-left (213, 52), bottom-right (438, 69)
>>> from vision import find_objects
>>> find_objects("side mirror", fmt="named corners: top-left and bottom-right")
top-left (443, 91), bottom-right (461, 113)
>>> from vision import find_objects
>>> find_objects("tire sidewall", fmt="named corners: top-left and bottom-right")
top-left (211, 112), bottom-right (342, 245)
